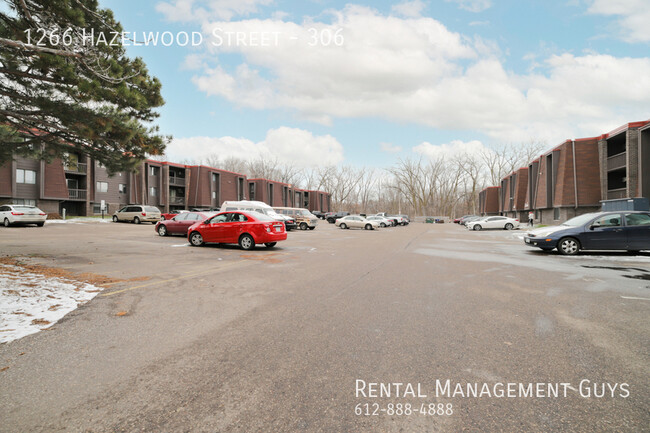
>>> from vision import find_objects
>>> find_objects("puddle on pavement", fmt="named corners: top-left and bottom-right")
top-left (582, 265), bottom-right (650, 281)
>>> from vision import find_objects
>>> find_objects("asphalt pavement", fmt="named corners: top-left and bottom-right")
top-left (0, 220), bottom-right (648, 432)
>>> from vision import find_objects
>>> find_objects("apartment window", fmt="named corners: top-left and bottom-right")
top-left (96, 181), bottom-right (108, 192)
top-left (150, 166), bottom-right (159, 176)
top-left (16, 169), bottom-right (36, 184)
top-left (13, 198), bottom-right (36, 206)
top-left (212, 173), bottom-right (219, 182)
top-left (92, 204), bottom-right (108, 214)
top-left (118, 184), bottom-right (127, 194)
top-left (553, 208), bottom-right (560, 221)
top-left (212, 191), bottom-right (217, 199)
top-left (149, 186), bottom-right (158, 197)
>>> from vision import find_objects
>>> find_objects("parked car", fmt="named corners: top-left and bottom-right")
top-left (311, 211), bottom-right (325, 219)
top-left (155, 211), bottom-right (214, 236)
top-left (327, 211), bottom-right (350, 224)
top-left (187, 211), bottom-right (287, 250)
top-left (365, 215), bottom-right (392, 227)
top-left (460, 215), bottom-right (480, 226)
top-left (274, 207), bottom-right (319, 230)
top-left (161, 209), bottom-right (189, 221)
top-left (0, 204), bottom-right (47, 227)
top-left (524, 211), bottom-right (650, 255)
top-left (398, 214), bottom-right (411, 224)
top-left (335, 215), bottom-right (380, 230)
top-left (454, 215), bottom-right (474, 224)
top-left (112, 205), bottom-right (161, 224)
top-left (388, 214), bottom-right (409, 226)
top-left (221, 200), bottom-right (296, 230)
top-left (467, 216), bottom-right (519, 231)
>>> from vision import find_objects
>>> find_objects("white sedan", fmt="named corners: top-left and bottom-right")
top-left (335, 215), bottom-right (381, 230)
top-left (0, 204), bottom-right (47, 227)
top-left (466, 216), bottom-right (520, 231)
top-left (365, 216), bottom-right (392, 227)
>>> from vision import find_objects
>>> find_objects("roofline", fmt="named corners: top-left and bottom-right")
top-left (600, 120), bottom-right (650, 140)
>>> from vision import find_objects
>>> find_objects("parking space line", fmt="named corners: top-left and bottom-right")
top-left (100, 261), bottom-right (246, 297)
top-left (620, 296), bottom-right (650, 301)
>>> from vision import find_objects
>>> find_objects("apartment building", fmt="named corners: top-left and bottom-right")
top-left (483, 119), bottom-right (650, 223)
top-left (478, 186), bottom-right (500, 216)
top-left (0, 156), bottom-right (332, 215)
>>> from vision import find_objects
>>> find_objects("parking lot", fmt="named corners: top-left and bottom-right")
top-left (1, 221), bottom-right (649, 432)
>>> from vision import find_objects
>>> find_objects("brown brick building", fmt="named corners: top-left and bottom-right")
top-left (478, 186), bottom-right (500, 216)
top-left (0, 156), bottom-right (331, 216)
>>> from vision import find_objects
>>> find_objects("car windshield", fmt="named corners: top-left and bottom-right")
top-left (298, 210), bottom-right (311, 216)
top-left (561, 213), bottom-right (598, 227)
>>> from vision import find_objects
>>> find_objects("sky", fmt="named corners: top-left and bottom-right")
top-left (99, 0), bottom-right (650, 169)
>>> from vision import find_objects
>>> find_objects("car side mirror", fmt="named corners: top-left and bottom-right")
top-left (590, 223), bottom-right (599, 230)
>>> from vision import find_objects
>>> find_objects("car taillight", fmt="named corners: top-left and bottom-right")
top-left (11, 212), bottom-right (24, 215)
top-left (39, 213), bottom-right (46, 216)
top-left (142, 212), bottom-right (146, 216)
top-left (515, 219), bottom-right (519, 222)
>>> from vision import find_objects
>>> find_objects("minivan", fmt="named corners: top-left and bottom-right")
top-left (113, 205), bottom-right (161, 224)
top-left (273, 207), bottom-right (318, 230)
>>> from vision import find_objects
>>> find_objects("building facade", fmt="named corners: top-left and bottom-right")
top-left (0, 157), bottom-right (332, 216)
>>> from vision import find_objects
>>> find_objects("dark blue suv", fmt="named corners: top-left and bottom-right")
top-left (524, 211), bottom-right (650, 255)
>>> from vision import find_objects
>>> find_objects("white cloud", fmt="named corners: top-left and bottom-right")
top-left (188, 5), bottom-right (650, 145)
top-left (391, 0), bottom-right (426, 18)
top-left (414, 139), bottom-right (487, 159)
top-left (380, 142), bottom-right (403, 153)
top-left (587, 0), bottom-right (650, 43)
top-left (156, 0), bottom-right (273, 22)
top-left (165, 127), bottom-right (344, 167)
top-left (445, 0), bottom-right (492, 13)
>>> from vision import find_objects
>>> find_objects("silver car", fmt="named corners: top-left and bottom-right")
top-left (112, 205), bottom-right (162, 224)
top-left (0, 204), bottom-right (47, 227)
top-left (335, 215), bottom-right (380, 230)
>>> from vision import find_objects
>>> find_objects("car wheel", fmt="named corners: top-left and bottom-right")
top-left (309, 227), bottom-right (315, 230)
top-left (504, 223), bottom-right (513, 230)
top-left (265, 242), bottom-right (277, 248)
top-left (365, 224), bottom-right (372, 230)
top-left (36, 222), bottom-right (44, 227)
top-left (473, 224), bottom-right (482, 231)
top-left (3, 218), bottom-right (10, 227)
top-left (340, 223), bottom-right (347, 230)
top-left (380, 222), bottom-right (386, 227)
top-left (189, 231), bottom-right (204, 246)
top-left (300, 222), bottom-right (308, 230)
top-left (239, 234), bottom-right (255, 250)
top-left (112, 215), bottom-right (118, 222)
top-left (558, 237), bottom-right (580, 255)
top-left (157, 225), bottom-right (168, 236)
top-left (133, 216), bottom-right (141, 224)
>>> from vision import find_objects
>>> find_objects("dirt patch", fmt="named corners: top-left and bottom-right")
top-left (0, 257), bottom-right (149, 287)
top-left (239, 254), bottom-right (283, 264)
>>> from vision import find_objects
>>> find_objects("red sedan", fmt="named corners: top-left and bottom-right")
top-left (155, 211), bottom-right (213, 236)
top-left (187, 211), bottom-right (287, 250)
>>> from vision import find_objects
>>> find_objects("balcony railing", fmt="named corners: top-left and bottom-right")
top-left (169, 176), bottom-right (186, 186)
top-left (68, 188), bottom-right (87, 200)
top-left (606, 188), bottom-right (627, 200)
top-left (607, 152), bottom-right (626, 171)
top-left (170, 196), bottom-right (185, 205)
top-left (64, 163), bottom-right (87, 174)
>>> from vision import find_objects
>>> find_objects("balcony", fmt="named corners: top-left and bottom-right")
top-left (170, 196), bottom-right (185, 205)
top-left (68, 188), bottom-right (87, 200)
top-left (607, 188), bottom-right (627, 200)
top-left (607, 152), bottom-right (626, 171)
top-left (169, 176), bottom-right (185, 186)
top-left (64, 163), bottom-right (87, 174)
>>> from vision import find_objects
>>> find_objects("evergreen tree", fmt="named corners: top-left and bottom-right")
top-left (0, 0), bottom-right (168, 174)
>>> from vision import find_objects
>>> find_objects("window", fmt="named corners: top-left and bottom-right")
top-left (92, 204), bottom-right (108, 214)
top-left (212, 173), bottom-right (219, 182)
top-left (553, 208), bottom-right (560, 221)
top-left (150, 166), bottom-right (159, 176)
top-left (174, 213), bottom-right (188, 221)
top-left (624, 213), bottom-right (650, 227)
top-left (208, 214), bottom-right (229, 224)
top-left (212, 191), bottom-right (217, 199)
top-left (592, 214), bottom-right (621, 228)
top-left (118, 184), bottom-right (127, 194)
top-left (16, 169), bottom-right (36, 184)
top-left (149, 187), bottom-right (158, 197)
top-left (12, 199), bottom-right (36, 206)
top-left (96, 181), bottom-right (108, 192)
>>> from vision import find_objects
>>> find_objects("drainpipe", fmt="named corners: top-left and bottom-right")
top-left (572, 140), bottom-right (578, 209)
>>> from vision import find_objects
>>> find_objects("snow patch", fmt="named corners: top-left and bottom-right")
top-left (0, 264), bottom-right (103, 344)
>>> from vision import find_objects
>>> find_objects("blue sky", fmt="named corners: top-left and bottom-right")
top-left (100, 0), bottom-right (650, 167)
